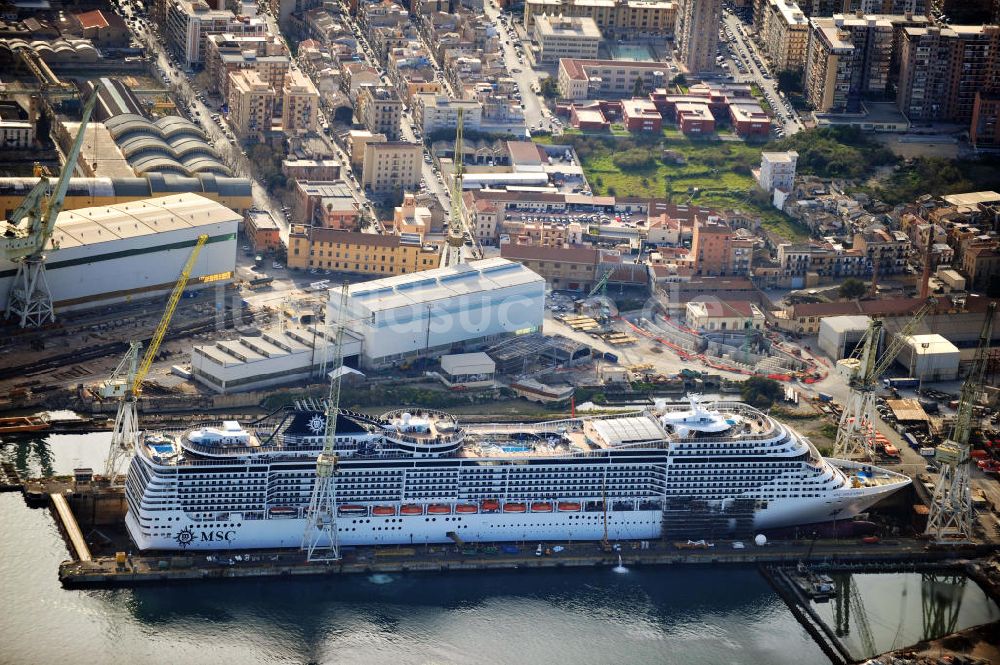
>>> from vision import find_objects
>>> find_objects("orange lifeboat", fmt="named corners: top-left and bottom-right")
top-left (337, 504), bottom-right (367, 516)
top-left (557, 502), bottom-right (581, 512)
top-left (481, 500), bottom-right (500, 512)
top-left (372, 505), bottom-right (396, 516)
top-left (400, 504), bottom-right (423, 515)
top-left (531, 502), bottom-right (553, 513)
top-left (503, 502), bottom-right (527, 513)
top-left (456, 503), bottom-right (478, 514)
top-left (428, 504), bottom-right (451, 515)
top-left (268, 506), bottom-right (296, 517)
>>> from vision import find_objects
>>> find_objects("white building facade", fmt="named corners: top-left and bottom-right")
top-left (332, 258), bottom-right (545, 369)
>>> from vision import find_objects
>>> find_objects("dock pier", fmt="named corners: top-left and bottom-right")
top-left (761, 565), bottom-right (852, 665)
top-left (50, 493), bottom-right (92, 562)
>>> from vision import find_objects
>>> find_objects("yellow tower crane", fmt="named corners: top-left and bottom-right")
top-left (102, 234), bottom-right (209, 483)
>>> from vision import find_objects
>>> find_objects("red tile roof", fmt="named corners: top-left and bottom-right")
top-left (75, 9), bottom-right (109, 29)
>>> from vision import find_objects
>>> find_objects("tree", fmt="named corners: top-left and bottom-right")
top-left (839, 278), bottom-right (867, 300)
top-left (775, 69), bottom-right (803, 95)
top-left (539, 77), bottom-right (559, 99)
top-left (670, 74), bottom-right (687, 88)
top-left (632, 77), bottom-right (645, 97)
top-left (739, 376), bottom-right (783, 408)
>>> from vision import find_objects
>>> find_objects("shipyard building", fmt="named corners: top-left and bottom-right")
top-left (189, 258), bottom-right (545, 392)
top-left (0, 194), bottom-right (239, 313)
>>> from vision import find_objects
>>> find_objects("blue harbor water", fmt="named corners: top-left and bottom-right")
top-left (1, 435), bottom-right (996, 665)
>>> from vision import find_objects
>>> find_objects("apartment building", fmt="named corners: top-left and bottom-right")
top-left (676, 0), bottom-right (722, 73)
top-left (360, 142), bottom-right (423, 195)
top-left (227, 70), bottom-right (275, 141)
top-left (205, 34), bottom-right (289, 99)
top-left (165, 0), bottom-right (265, 68)
top-left (852, 228), bottom-right (911, 273)
top-left (287, 226), bottom-right (440, 274)
top-left (557, 58), bottom-right (670, 99)
top-left (413, 94), bottom-right (484, 135)
top-left (896, 25), bottom-right (1000, 124)
top-left (804, 13), bottom-right (928, 113)
top-left (282, 69), bottom-right (320, 134)
top-left (523, 0), bottom-right (676, 34)
top-left (758, 151), bottom-right (799, 193)
top-left (971, 91), bottom-right (1000, 149)
top-left (690, 217), bottom-right (752, 277)
top-left (533, 16), bottom-right (602, 64)
top-left (759, 0), bottom-right (810, 71)
top-left (357, 85), bottom-right (403, 140)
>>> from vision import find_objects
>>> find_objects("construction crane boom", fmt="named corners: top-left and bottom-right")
top-left (835, 298), bottom-right (935, 459)
top-left (102, 234), bottom-right (208, 482)
top-left (3, 83), bottom-right (103, 327)
top-left (442, 109), bottom-right (483, 267)
top-left (302, 282), bottom-right (350, 562)
top-left (133, 235), bottom-right (208, 395)
top-left (926, 301), bottom-right (996, 541)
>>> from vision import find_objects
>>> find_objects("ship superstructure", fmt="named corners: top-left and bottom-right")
top-left (124, 397), bottom-right (910, 551)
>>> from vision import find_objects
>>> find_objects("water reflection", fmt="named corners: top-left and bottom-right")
top-left (1, 437), bottom-right (56, 478)
top-left (814, 572), bottom-right (999, 660)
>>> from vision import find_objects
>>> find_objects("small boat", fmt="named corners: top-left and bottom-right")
top-left (337, 504), bottom-right (367, 516)
top-left (428, 504), bottom-right (451, 515)
top-left (372, 505), bottom-right (396, 516)
top-left (481, 499), bottom-right (500, 512)
top-left (557, 502), bottom-right (581, 512)
top-left (503, 502), bottom-right (527, 513)
top-left (531, 502), bottom-right (553, 512)
top-left (455, 503), bottom-right (478, 514)
top-left (400, 504), bottom-right (423, 515)
top-left (268, 506), bottom-right (296, 517)
top-left (0, 415), bottom-right (49, 435)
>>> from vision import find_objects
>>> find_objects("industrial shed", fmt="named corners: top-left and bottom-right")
top-left (330, 258), bottom-right (545, 370)
top-left (818, 315), bottom-right (871, 360)
top-left (898, 334), bottom-right (960, 382)
top-left (439, 352), bottom-right (496, 388)
top-left (0, 193), bottom-right (238, 314)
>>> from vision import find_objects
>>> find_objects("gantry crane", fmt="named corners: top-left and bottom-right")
top-left (302, 282), bottom-right (350, 562)
top-left (926, 301), bottom-right (996, 542)
top-left (1, 83), bottom-right (102, 327)
top-left (442, 109), bottom-right (483, 267)
top-left (102, 234), bottom-right (209, 483)
top-left (833, 299), bottom-right (935, 459)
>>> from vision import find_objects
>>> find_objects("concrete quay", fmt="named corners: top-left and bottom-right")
top-left (58, 540), bottom-right (994, 589)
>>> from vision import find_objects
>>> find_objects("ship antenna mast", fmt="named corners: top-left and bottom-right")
top-left (302, 282), bottom-right (350, 562)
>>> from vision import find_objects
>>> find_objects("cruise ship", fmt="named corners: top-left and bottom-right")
top-left (124, 397), bottom-right (911, 551)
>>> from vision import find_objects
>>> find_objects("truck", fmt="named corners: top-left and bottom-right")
top-left (883, 377), bottom-right (920, 389)
top-left (816, 392), bottom-right (833, 403)
top-left (903, 432), bottom-right (920, 450)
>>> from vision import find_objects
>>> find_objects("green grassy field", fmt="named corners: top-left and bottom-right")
top-left (539, 132), bottom-right (809, 241)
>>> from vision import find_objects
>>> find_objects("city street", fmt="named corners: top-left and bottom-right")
top-left (484, 4), bottom-right (554, 133)
top-left (722, 11), bottom-right (803, 136)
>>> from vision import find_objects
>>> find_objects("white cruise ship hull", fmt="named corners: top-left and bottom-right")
top-left (125, 485), bottom-right (897, 551)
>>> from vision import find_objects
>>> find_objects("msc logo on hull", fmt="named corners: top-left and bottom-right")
top-left (174, 526), bottom-right (237, 547)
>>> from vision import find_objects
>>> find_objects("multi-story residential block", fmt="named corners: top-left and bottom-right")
top-left (165, 0), bottom-right (265, 68)
top-left (205, 34), bottom-right (289, 99)
top-left (393, 193), bottom-right (434, 240)
top-left (287, 226), bottom-right (439, 274)
top-left (268, 0), bottom-right (322, 30)
top-left (413, 94), bottom-right (483, 135)
top-left (690, 217), bottom-right (752, 277)
top-left (971, 91), bottom-right (1000, 149)
top-left (291, 180), bottom-right (358, 225)
top-left (524, 0), bottom-right (677, 34)
top-left (357, 85), bottom-right (403, 140)
top-left (758, 151), bottom-right (799, 193)
top-left (759, 0), bottom-right (810, 71)
top-left (533, 16), bottom-right (602, 64)
top-left (960, 241), bottom-right (1000, 292)
top-left (347, 129), bottom-right (387, 169)
top-left (676, 0), bottom-right (721, 73)
top-left (896, 25), bottom-right (1000, 124)
top-left (557, 58), bottom-right (670, 99)
top-left (282, 69), bottom-right (320, 134)
top-left (227, 70), bottom-right (275, 141)
top-left (361, 142), bottom-right (423, 195)
top-left (804, 13), bottom-right (927, 113)
top-left (852, 228), bottom-right (911, 273)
